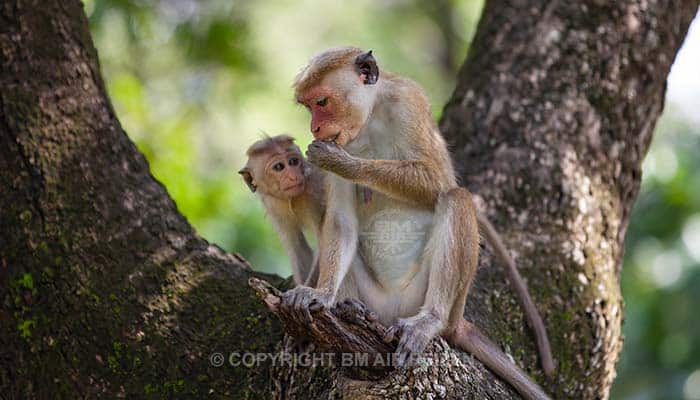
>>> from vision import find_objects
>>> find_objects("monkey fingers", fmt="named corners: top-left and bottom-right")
top-left (280, 288), bottom-right (311, 323)
top-left (281, 286), bottom-right (332, 324)
top-left (308, 296), bottom-right (328, 312)
top-left (382, 324), bottom-right (401, 344)
top-left (387, 315), bottom-right (440, 367)
top-left (305, 140), bottom-right (357, 175)
top-left (335, 298), bottom-right (376, 325)
top-left (394, 326), bottom-right (432, 367)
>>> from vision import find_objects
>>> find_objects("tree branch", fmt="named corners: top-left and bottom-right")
top-left (248, 277), bottom-right (395, 360)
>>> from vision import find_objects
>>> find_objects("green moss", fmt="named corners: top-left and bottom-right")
top-left (18, 317), bottom-right (37, 339)
top-left (144, 383), bottom-right (156, 394)
top-left (18, 273), bottom-right (34, 290)
top-left (107, 355), bottom-right (119, 373)
top-left (44, 266), bottom-right (56, 277)
top-left (245, 314), bottom-right (261, 327)
top-left (163, 379), bottom-right (185, 393)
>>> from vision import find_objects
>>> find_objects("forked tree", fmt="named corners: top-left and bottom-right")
top-left (1, 1), bottom-right (697, 398)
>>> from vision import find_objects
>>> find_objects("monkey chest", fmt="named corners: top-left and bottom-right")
top-left (355, 188), bottom-right (433, 288)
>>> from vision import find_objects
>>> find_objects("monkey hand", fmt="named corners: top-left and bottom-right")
top-left (383, 313), bottom-right (442, 367)
top-left (306, 140), bottom-right (359, 177)
top-left (280, 286), bottom-right (334, 324)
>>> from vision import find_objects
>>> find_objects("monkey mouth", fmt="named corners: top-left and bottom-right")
top-left (284, 183), bottom-right (304, 191)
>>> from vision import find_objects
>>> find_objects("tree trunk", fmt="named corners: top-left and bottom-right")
top-left (440, 1), bottom-right (698, 398)
top-left (0, 2), bottom-right (283, 398)
top-left (0, 1), bottom-right (696, 399)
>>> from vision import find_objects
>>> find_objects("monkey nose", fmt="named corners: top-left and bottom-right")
top-left (312, 125), bottom-right (321, 134)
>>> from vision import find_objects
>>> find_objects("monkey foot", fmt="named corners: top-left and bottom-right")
top-left (384, 314), bottom-right (442, 367)
top-left (248, 277), bottom-right (396, 364)
top-left (279, 285), bottom-right (333, 323)
top-left (335, 298), bottom-right (378, 325)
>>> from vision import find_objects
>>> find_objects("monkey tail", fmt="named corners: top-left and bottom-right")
top-left (446, 319), bottom-right (552, 400)
top-left (477, 214), bottom-right (556, 376)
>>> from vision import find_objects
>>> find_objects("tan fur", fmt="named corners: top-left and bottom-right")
top-left (299, 60), bottom-right (455, 207)
top-left (246, 134), bottom-right (296, 157)
top-left (348, 72), bottom-right (456, 207)
top-left (294, 47), bottom-right (365, 97)
top-left (285, 47), bottom-right (552, 400)
top-left (240, 135), bottom-right (324, 286)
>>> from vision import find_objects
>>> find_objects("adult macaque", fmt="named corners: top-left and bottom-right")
top-left (284, 47), bottom-right (552, 400)
top-left (238, 135), bottom-right (322, 287)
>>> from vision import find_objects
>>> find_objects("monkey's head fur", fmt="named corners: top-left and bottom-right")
top-left (238, 135), bottom-right (308, 199)
top-left (294, 46), bottom-right (380, 146)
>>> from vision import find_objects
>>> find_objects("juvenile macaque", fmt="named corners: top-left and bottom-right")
top-left (238, 135), bottom-right (323, 286)
top-left (283, 47), bottom-right (552, 400)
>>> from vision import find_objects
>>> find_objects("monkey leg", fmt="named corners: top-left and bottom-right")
top-left (303, 258), bottom-right (320, 288)
top-left (384, 187), bottom-right (479, 366)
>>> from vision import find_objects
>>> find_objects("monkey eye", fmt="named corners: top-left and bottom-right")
top-left (315, 96), bottom-right (328, 107)
top-left (272, 162), bottom-right (285, 172)
top-left (288, 157), bottom-right (300, 166)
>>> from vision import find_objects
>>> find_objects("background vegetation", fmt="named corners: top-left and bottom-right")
top-left (83, 1), bottom-right (700, 398)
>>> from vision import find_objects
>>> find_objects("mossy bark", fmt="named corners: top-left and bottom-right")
top-left (0, 1), bottom-right (283, 398)
top-left (440, 1), bottom-right (698, 398)
top-left (0, 0), bottom-right (696, 399)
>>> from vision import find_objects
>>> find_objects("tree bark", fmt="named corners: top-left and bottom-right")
top-left (0, 2), bottom-right (283, 398)
top-left (0, 1), bottom-right (696, 399)
top-left (440, 1), bottom-right (698, 398)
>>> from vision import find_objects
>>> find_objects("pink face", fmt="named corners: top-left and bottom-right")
top-left (265, 151), bottom-right (305, 198)
top-left (298, 85), bottom-right (361, 144)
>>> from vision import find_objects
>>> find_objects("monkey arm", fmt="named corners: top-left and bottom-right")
top-left (269, 215), bottom-right (315, 286)
top-left (351, 159), bottom-right (450, 207)
top-left (315, 176), bottom-right (359, 300)
top-left (306, 141), bottom-right (449, 208)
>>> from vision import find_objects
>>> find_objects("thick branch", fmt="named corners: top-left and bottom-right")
top-left (248, 277), bottom-right (395, 359)
top-left (440, 1), bottom-right (699, 399)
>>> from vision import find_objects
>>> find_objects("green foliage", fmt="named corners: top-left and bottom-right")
top-left (611, 110), bottom-right (700, 400)
top-left (86, 2), bottom-right (700, 398)
top-left (86, 0), bottom-right (483, 276)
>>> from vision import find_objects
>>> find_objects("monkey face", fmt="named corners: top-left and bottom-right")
top-left (240, 136), bottom-right (307, 199)
top-left (263, 151), bottom-right (306, 199)
top-left (298, 69), bottom-right (376, 146)
top-left (294, 48), bottom-right (379, 146)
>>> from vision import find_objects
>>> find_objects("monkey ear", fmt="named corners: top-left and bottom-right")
top-left (238, 168), bottom-right (257, 193)
top-left (355, 50), bottom-right (379, 85)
